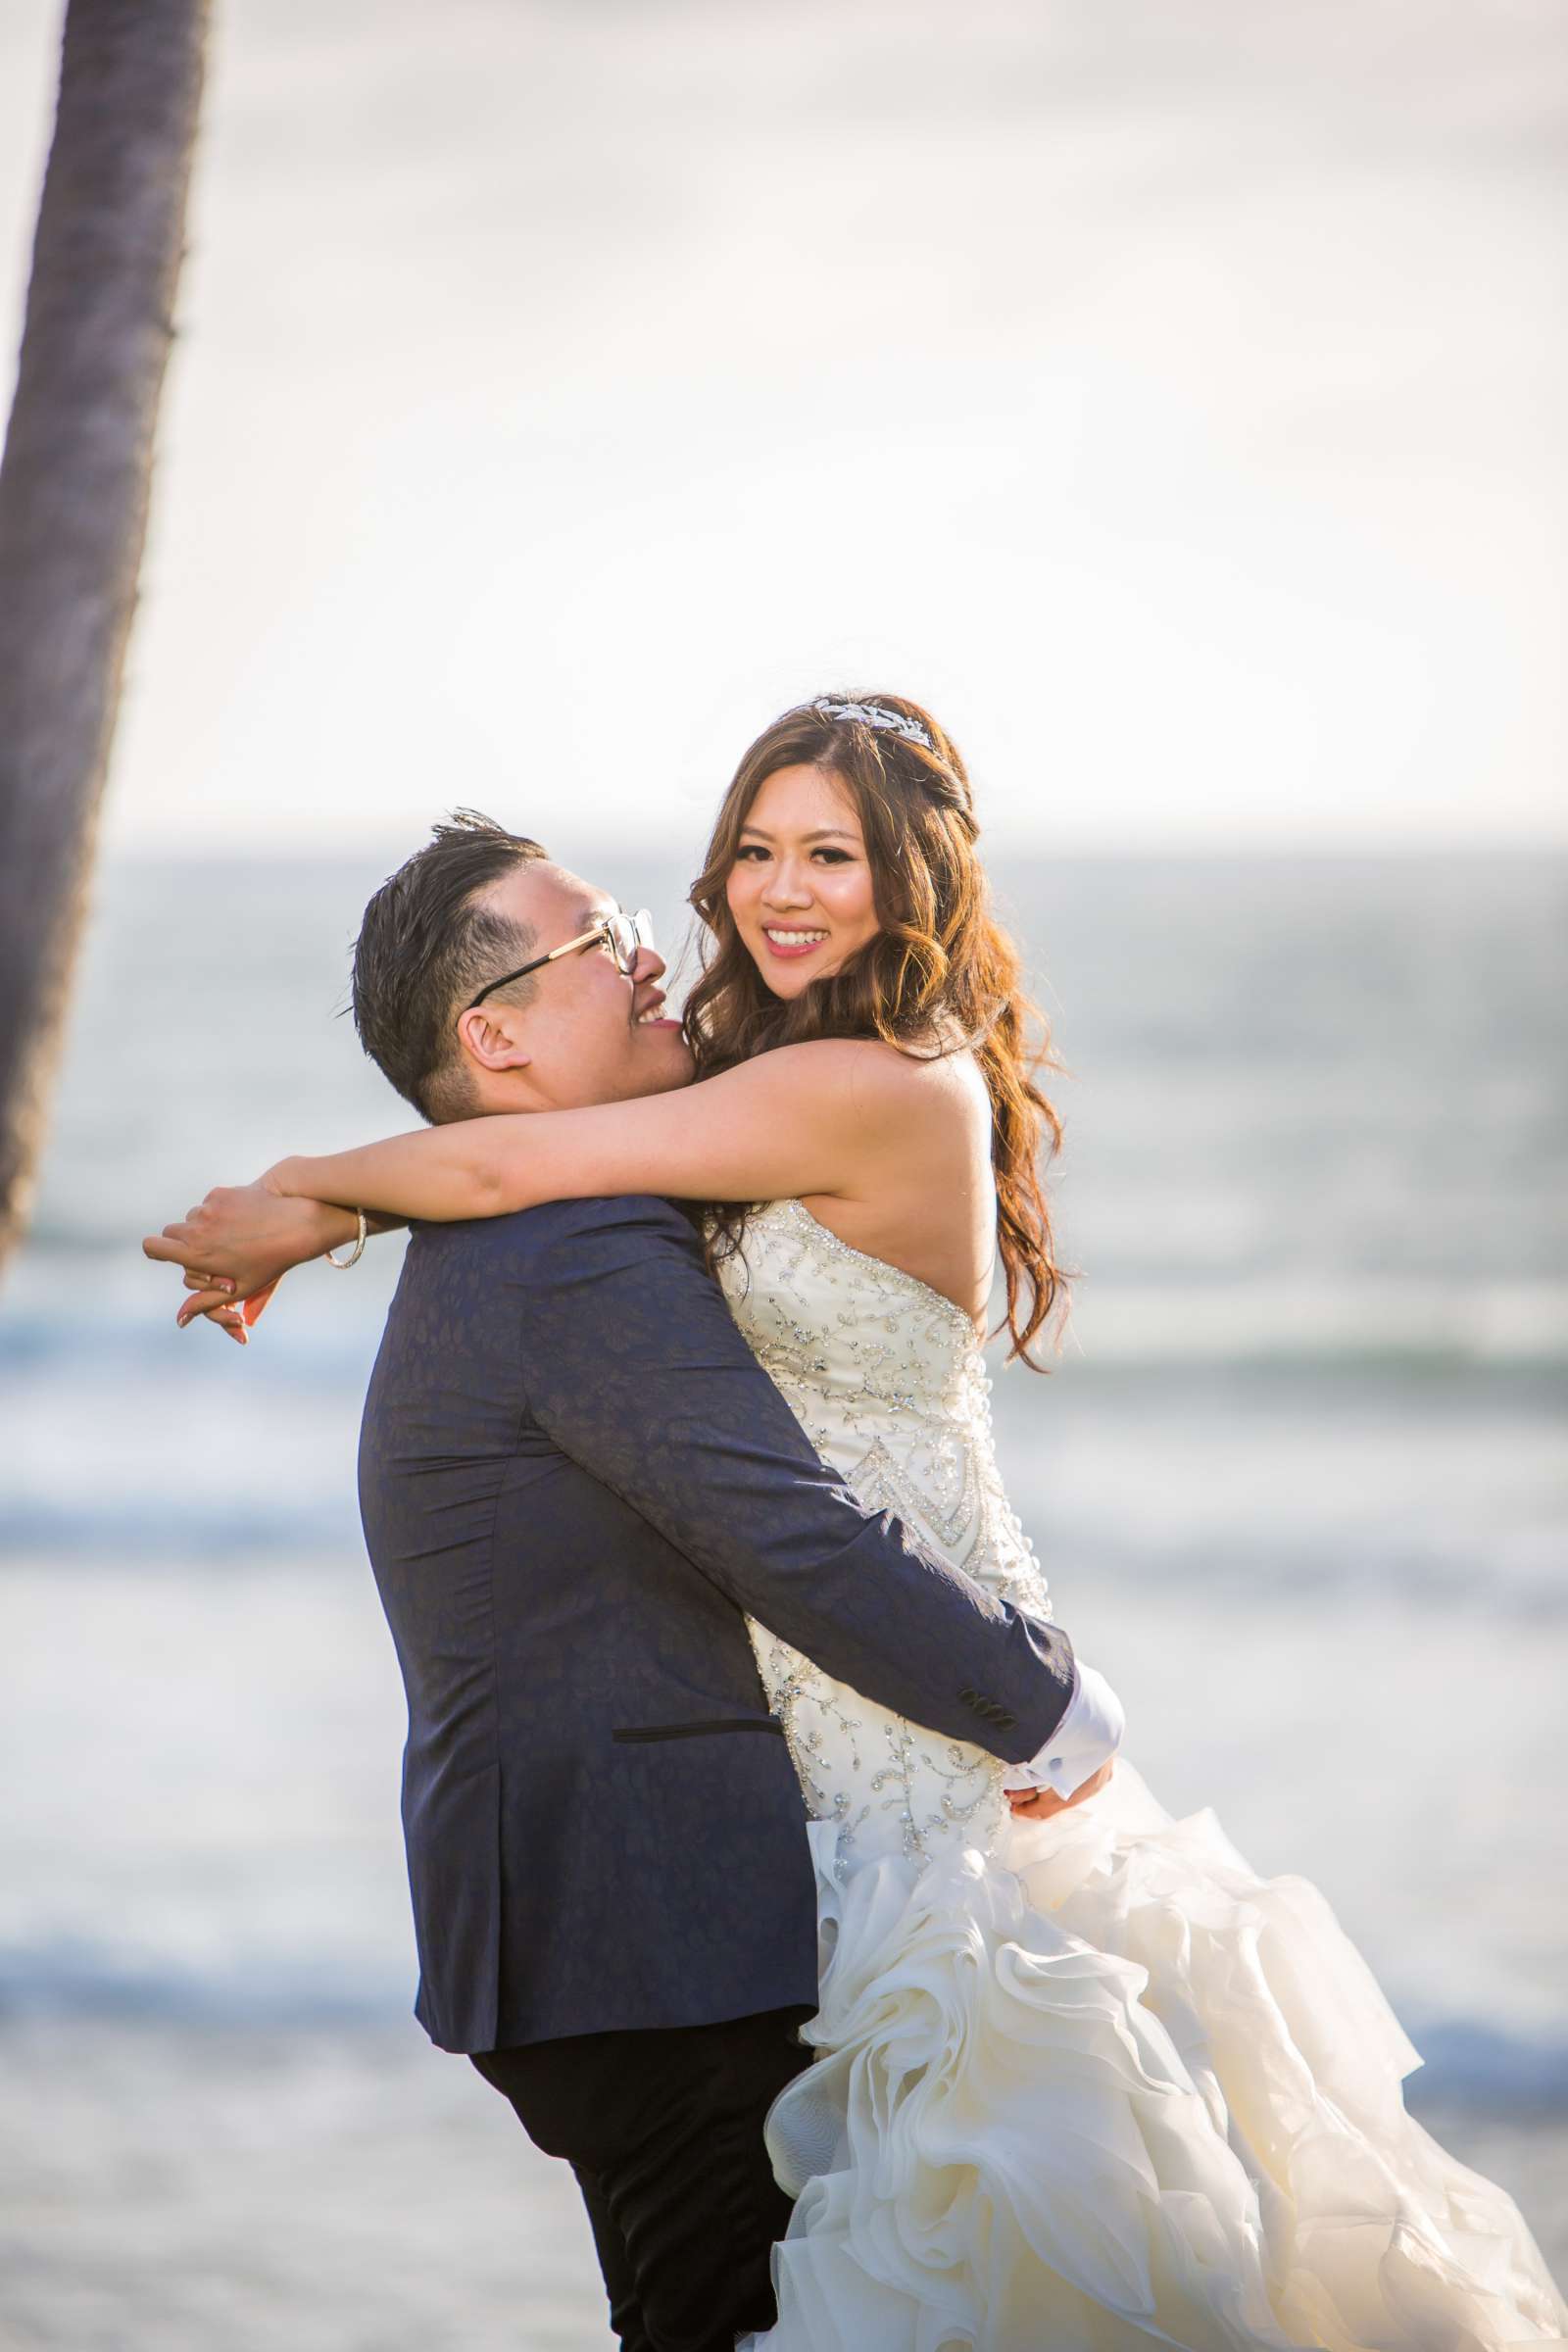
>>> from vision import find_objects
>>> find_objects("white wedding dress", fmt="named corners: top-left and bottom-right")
top-left (718, 1198), bottom-right (1566, 2352)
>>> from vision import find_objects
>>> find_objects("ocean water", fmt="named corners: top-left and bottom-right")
top-left (3, 848), bottom-right (1566, 2344)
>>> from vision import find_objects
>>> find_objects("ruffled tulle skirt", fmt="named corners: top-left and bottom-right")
top-left (743, 1763), bottom-right (1566, 2352)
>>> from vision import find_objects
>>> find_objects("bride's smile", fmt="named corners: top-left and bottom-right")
top-left (726, 761), bottom-right (880, 995)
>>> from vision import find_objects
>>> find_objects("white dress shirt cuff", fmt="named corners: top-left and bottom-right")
top-left (1000, 1661), bottom-right (1125, 1799)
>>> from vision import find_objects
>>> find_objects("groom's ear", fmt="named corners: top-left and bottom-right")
top-left (454, 1004), bottom-right (533, 1076)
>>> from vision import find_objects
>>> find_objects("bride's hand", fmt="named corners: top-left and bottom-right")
top-left (178, 1268), bottom-right (282, 1344)
top-left (142, 1177), bottom-right (353, 1340)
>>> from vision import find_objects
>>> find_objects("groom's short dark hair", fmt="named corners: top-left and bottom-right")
top-left (352, 811), bottom-right (548, 1122)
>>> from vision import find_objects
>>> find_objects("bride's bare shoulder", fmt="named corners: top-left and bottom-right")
top-left (746, 1036), bottom-right (986, 1140)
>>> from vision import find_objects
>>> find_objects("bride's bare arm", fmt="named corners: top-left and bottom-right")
top-left (271, 1041), bottom-right (917, 1223)
top-left (143, 1041), bottom-right (933, 1323)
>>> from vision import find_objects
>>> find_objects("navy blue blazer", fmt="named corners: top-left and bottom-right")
top-left (358, 1195), bottom-right (1076, 2053)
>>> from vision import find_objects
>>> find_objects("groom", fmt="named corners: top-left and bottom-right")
top-left (170, 816), bottom-right (1123, 2352)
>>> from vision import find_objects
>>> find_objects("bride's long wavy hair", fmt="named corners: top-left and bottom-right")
top-left (685, 693), bottom-right (1068, 1366)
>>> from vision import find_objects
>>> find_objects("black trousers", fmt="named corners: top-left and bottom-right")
top-left (472, 2004), bottom-right (814, 2352)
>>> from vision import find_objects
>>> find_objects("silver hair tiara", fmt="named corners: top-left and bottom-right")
top-left (812, 697), bottom-right (933, 751)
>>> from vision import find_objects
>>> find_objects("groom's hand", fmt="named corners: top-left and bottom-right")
top-left (1004, 1758), bottom-right (1114, 1821)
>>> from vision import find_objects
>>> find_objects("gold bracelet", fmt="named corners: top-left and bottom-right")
top-left (323, 1207), bottom-right (368, 1269)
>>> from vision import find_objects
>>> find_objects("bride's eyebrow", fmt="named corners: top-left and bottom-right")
top-left (739, 826), bottom-right (859, 844)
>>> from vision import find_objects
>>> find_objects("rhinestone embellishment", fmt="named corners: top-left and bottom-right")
top-left (715, 1199), bottom-right (1054, 1876)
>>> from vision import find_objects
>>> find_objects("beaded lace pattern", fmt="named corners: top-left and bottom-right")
top-left (717, 1203), bottom-right (1568, 2352)
top-left (715, 1198), bottom-right (1054, 1877)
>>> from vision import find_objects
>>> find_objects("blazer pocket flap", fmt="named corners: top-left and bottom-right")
top-left (612, 1717), bottom-right (786, 1743)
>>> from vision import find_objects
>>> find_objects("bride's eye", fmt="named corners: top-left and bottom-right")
top-left (734, 845), bottom-right (769, 863)
top-left (813, 848), bottom-right (854, 865)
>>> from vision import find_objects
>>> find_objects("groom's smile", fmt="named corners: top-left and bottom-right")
top-left (457, 861), bottom-right (695, 1114)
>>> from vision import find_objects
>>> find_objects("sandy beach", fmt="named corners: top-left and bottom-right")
top-left (3, 2019), bottom-right (1564, 2351)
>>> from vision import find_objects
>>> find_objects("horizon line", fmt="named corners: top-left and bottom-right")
top-left (97, 832), bottom-right (1568, 865)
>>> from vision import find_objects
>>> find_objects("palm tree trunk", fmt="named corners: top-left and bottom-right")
top-left (0, 0), bottom-right (209, 1275)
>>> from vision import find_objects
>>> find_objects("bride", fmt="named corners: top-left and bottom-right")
top-left (148, 694), bottom-right (1565, 2349)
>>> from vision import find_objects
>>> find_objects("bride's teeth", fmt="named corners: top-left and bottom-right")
top-left (767, 929), bottom-right (827, 946)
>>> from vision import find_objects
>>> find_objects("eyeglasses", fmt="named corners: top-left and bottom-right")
top-left (466, 906), bottom-right (656, 1011)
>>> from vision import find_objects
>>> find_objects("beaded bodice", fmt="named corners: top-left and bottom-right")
top-left (715, 1198), bottom-right (1054, 1874)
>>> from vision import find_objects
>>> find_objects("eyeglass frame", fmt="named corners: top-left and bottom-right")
top-left (465, 905), bottom-right (656, 1011)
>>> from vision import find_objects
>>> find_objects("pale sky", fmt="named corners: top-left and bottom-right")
top-left (1, 0), bottom-right (1563, 853)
